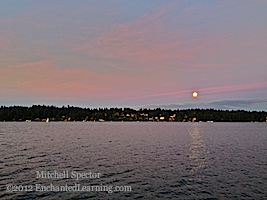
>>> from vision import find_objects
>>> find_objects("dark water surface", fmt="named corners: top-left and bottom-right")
top-left (0, 122), bottom-right (267, 199)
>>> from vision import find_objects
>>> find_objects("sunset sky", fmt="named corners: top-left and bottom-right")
top-left (1, 1), bottom-right (266, 110)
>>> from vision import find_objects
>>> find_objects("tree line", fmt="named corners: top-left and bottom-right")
top-left (0, 105), bottom-right (266, 122)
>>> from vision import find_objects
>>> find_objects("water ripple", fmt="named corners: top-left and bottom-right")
top-left (0, 122), bottom-right (267, 199)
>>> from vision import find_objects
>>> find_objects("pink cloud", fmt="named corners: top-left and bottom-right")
top-left (122, 82), bottom-right (267, 101)
top-left (73, 1), bottom-right (267, 72)
top-left (1, 60), bottom-right (180, 102)
top-left (73, 2), bottom-right (200, 68)
top-left (0, 61), bottom-right (133, 100)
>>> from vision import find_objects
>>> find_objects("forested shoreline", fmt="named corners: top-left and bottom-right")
top-left (0, 105), bottom-right (266, 122)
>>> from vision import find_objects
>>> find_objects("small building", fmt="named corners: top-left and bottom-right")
top-left (131, 113), bottom-right (136, 117)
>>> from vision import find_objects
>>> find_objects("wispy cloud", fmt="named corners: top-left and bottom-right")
top-left (123, 82), bottom-right (267, 101)
top-left (0, 61), bottom-right (127, 100)
top-left (73, 1), bottom-right (267, 72)
top-left (135, 98), bottom-right (267, 111)
top-left (1, 1), bottom-right (266, 108)
top-left (73, 2), bottom-right (207, 68)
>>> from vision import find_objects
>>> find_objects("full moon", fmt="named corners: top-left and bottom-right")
top-left (192, 92), bottom-right (198, 98)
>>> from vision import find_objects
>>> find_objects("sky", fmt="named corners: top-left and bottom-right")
top-left (0, 0), bottom-right (266, 111)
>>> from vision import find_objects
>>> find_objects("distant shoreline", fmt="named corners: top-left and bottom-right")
top-left (1, 105), bottom-right (266, 122)
top-left (1, 121), bottom-right (266, 123)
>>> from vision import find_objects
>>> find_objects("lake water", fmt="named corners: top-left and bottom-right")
top-left (0, 122), bottom-right (267, 199)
